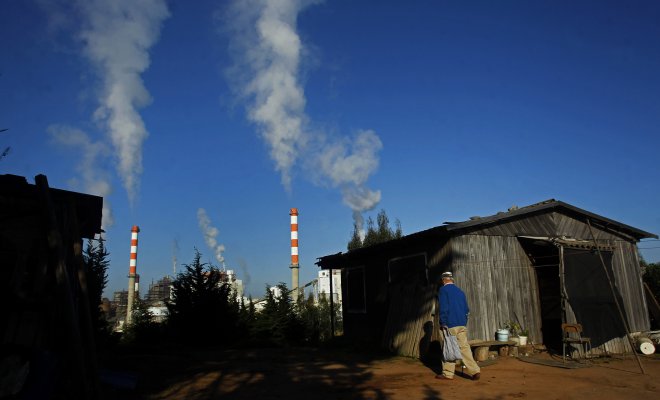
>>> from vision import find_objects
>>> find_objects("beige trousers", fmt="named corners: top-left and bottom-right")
top-left (441, 326), bottom-right (481, 378)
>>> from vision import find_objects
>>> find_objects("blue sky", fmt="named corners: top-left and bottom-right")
top-left (2, 0), bottom-right (659, 298)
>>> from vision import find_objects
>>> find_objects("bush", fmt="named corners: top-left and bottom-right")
top-left (166, 249), bottom-right (238, 343)
top-left (643, 262), bottom-right (660, 329)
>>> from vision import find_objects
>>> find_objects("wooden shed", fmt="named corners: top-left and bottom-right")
top-left (316, 200), bottom-right (657, 359)
top-left (1, 174), bottom-right (103, 398)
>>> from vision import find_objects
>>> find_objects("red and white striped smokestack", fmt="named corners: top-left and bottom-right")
top-left (126, 225), bottom-right (140, 324)
top-left (289, 208), bottom-right (299, 299)
top-left (290, 208), bottom-right (299, 266)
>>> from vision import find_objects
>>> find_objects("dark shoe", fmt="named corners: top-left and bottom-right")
top-left (472, 373), bottom-right (481, 381)
top-left (435, 375), bottom-right (453, 380)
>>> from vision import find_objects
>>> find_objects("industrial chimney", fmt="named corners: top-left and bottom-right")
top-left (289, 208), bottom-right (299, 300)
top-left (126, 225), bottom-right (140, 324)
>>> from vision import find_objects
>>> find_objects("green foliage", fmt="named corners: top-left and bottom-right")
top-left (503, 319), bottom-right (528, 337)
top-left (83, 238), bottom-right (111, 348)
top-left (643, 263), bottom-right (660, 300)
top-left (236, 295), bottom-right (255, 339)
top-left (298, 292), bottom-right (344, 345)
top-left (250, 285), bottom-right (343, 347)
top-left (113, 249), bottom-right (345, 350)
top-left (362, 216), bottom-right (378, 247)
top-left (376, 210), bottom-right (391, 242)
top-left (347, 221), bottom-right (362, 251)
top-left (394, 218), bottom-right (403, 239)
top-left (298, 293), bottom-right (322, 344)
top-left (644, 262), bottom-right (660, 329)
top-left (273, 283), bottom-right (303, 344)
top-left (250, 285), bottom-right (278, 344)
top-left (122, 298), bottom-right (161, 345)
top-left (250, 283), bottom-right (310, 347)
top-left (349, 209), bottom-right (403, 250)
top-left (166, 249), bottom-right (238, 343)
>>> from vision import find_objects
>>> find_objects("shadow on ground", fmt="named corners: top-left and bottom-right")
top-left (99, 346), bottom-right (399, 400)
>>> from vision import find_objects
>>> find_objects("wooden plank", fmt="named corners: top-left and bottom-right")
top-left (449, 234), bottom-right (542, 344)
top-left (469, 340), bottom-right (516, 347)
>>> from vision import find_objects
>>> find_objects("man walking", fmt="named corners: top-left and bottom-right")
top-left (436, 271), bottom-right (481, 381)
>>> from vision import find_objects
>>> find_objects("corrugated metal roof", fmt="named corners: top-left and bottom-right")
top-left (316, 199), bottom-right (657, 268)
top-left (441, 199), bottom-right (657, 240)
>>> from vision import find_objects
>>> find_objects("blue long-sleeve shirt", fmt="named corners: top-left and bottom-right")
top-left (438, 283), bottom-right (469, 328)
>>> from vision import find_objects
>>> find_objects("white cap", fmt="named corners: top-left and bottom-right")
top-left (441, 271), bottom-right (453, 279)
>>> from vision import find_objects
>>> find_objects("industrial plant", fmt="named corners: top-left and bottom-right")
top-left (109, 208), bottom-right (342, 329)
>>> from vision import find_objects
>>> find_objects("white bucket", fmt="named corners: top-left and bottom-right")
top-left (496, 329), bottom-right (509, 342)
top-left (518, 336), bottom-right (528, 346)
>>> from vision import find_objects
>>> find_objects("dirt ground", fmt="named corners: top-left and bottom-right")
top-left (99, 346), bottom-right (660, 400)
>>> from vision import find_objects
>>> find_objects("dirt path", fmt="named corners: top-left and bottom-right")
top-left (99, 347), bottom-right (660, 400)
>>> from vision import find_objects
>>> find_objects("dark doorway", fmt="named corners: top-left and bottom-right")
top-left (519, 238), bottom-right (562, 353)
top-left (562, 248), bottom-right (626, 347)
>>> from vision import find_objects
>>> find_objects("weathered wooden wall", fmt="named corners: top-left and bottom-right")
top-left (381, 279), bottom-right (436, 358)
top-left (445, 235), bottom-right (542, 343)
top-left (472, 212), bottom-right (650, 354)
top-left (567, 240), bottom-right (650, 355)
top-left (335, 208), bottom-right (651, 358)
top-left (341, 261), bottom-right (389, 346)
top-left (556, 213), bottom-right (650, 354)
top-left (613, 241), bottom-right (650, 332)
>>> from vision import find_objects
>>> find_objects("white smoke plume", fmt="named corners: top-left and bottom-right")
top-left (224, 0), bottom-right (383, 217)
top-left (197, 208), bottom-right (226, 267)
top-left (316, 129), bottom-right (382, 211)
top-left (237, 258), bottom-right (252, 287)
top-left (224, 0), bottom-right (318, 191)
top-left (78, 0), bottom-right (170, 204)
top-left (172, 237), bottom-right (179, 276)
top-left (49, 124), bottom-right (114, 229)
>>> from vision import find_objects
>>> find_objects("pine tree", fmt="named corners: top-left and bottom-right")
top-left (362, 216), bottom-right (378, 247)
top-left (123, 298), bottom-right (158, 344)
top-left (376, 209), bottom-right (392, 242)
top-left (347, 221), bottom-right (363, 251)
top-left (83, 237), bottom-right (110, 347)
top-left (298, 293), bottom-right (321, 344)
top-left (394, 218), bottom-right (403, 239)
top-left (317, 294), bottom-right (342, 340)
top-left (167, 249), bottom-right (236, 343)
top-left (274, 283), bottom-right (303, 345)
top-left (348, 209), bottom-right (403, 249)
top-left (251, 285), bottom-right (278, 344)
top-left (643, 262), bottom-right (660, 329)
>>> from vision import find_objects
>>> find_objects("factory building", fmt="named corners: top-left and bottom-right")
top-left (318, 269), bottom-right (342, 304)
top-left (225, 269), bottom-right (244, 300)
top-left (145, 276), bottom-right (173, 304)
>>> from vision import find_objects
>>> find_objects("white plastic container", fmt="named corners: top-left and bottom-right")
top-left (496, 328), bottom-right (510, 342)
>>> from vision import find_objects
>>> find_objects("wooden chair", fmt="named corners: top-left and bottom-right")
top-left (562, 323), bottom-right (591, 362)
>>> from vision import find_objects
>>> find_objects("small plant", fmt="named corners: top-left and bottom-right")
top-left (502, 320), bottom-right (521, 336)
top-left (503, 320), bottom-right (529, 337)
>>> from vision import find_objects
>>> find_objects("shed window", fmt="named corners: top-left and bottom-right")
top-left (388, 253), bottom-right (427, 284)
top-left (346, 266), bottom-right (366, 313)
